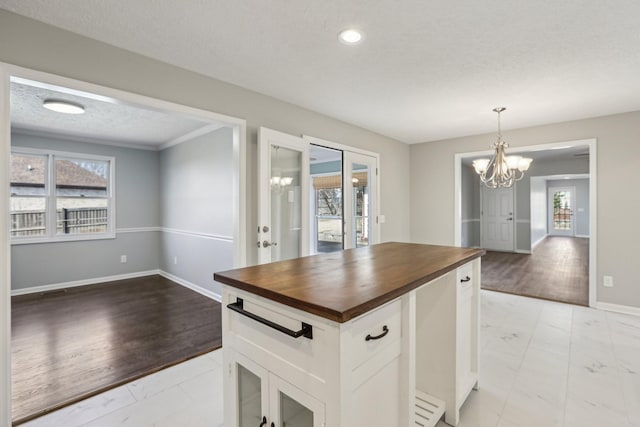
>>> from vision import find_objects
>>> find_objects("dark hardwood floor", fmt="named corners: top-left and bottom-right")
top-left (481, 236), bottom-right (589, 306)
top-left (11, 275), bottom-right (222, 425)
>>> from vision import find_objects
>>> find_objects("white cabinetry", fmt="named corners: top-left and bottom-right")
top-left (222, 289), bottom-right (404, 427)
top-left (222, 258), bottom-right (480, 427)
top-left (231, 350), bottom-right (325, 427)
top-left (415, 259), bottom-right (480, 426)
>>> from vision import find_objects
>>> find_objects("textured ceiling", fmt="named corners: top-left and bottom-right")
top-left (2, 1), bottom-right (640, 143)
top-left (10, 80), bottom-right (211, 147)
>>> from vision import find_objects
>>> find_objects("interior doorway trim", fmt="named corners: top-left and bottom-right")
top-left (454, 138), bottom-right (597, 309)
top-left (0, 62), bottom-right (248, 427)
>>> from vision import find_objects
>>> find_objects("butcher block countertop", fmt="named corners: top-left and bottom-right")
top-left (214, 242), bottom-right (485, 323)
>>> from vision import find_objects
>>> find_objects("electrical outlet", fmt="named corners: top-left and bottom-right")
top-left (603, 275), bottom-right (614, 288)
top-left (174, 256), bottom-right (178, 265)
top-left (120, 255), bottom-right (127, 263)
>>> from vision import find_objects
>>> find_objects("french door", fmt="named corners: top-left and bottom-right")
top-left (343, 151), bottom-right (377, 249)
top-left (548, 186), bottom-right (575, 236)
top-left (257, 127), bottom-right (310, 265)
top-left (258, 128), bottom-right (380, 263)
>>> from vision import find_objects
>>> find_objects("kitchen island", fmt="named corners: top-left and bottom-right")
top-left (214, 242), bottom-right (485, 427)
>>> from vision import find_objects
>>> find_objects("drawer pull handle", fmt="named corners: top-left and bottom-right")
top-left (227, 298), bottom-right (313, 340)
top-left (365, 325), bottom-right (389, 341)
top-left (460, 276), bottom-right (471, 283)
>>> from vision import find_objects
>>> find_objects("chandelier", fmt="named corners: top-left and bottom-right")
top-left (472, 107), bottom-right (532, 188)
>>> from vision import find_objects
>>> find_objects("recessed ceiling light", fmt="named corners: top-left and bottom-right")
top-left (43, 99), bottom-right (85, 115)
top-left (338, 29), bottom-right (364, 45)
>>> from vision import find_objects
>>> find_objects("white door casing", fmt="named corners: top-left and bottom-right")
top-left (481, 185), bottom-right (514, 251)
top-left (258, 127), bottom-right (310, 264)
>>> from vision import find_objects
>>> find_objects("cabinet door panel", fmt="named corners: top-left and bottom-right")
top-left (230, 351), bottom-right (270, 427)
top-left (270, 373), bottom-right (325, 427)
top-left (238, 364), bottom-right (264, 427)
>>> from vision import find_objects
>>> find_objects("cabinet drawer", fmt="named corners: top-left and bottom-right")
top-left (225, 290), bottom-right (330, 384)
top-left (457, 262), bottom-right (474, 295)
top-left (347, 299), bottom-right (402, 370)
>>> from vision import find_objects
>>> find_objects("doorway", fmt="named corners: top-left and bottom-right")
top-left (0, 63), bottom-right (248, 426)
top-left (548, 186), bottom-right (575, 236)
top-left (455, 139), bottom-right (597, 307)
top-left (257, 129), bottom-right (380, 263)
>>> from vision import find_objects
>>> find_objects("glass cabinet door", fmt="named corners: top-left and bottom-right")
top-left (269, 374), bottom-right (325, 427)
top-left (238, 364), bottom-right (264, 427)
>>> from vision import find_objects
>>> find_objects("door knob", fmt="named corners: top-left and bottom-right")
top-left (263, 240), bottom-right (278, 247)
top-left (506, 217), bottom-right (513, 221)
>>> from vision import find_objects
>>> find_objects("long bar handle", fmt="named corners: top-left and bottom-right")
top-left (227, 298), bottom-right (313, 340)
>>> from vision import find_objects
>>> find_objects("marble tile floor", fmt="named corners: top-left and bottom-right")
top-left (23, 290), bottom-right (640, 427)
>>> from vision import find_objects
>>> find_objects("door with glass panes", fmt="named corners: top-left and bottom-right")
top-left (232, 351), bottom-right (325, 427)
top-left (343, 151), bottom-right (377, 249)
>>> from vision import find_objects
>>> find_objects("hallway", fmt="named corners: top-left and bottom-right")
top-left (481, 236), bottom-right (589, 306)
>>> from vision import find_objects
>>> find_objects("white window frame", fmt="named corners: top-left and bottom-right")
top-left (10, 147), bottom-right (116, 244)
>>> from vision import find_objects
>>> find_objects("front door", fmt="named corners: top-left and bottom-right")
top-left (548, 186), bottom-right (575, 236)
top-left (481, 185), bottom-right (514, 251)
top-left (257, 127), bottom-right (310, 264)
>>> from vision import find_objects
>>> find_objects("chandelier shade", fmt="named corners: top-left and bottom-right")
top-left (473, 108), bottom-right (532, 188)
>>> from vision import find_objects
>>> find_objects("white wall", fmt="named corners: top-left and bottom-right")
top-left (411, 110), bottom-right (640, 308)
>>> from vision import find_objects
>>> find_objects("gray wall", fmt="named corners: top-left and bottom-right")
top-left (530, 177), bottom-right (547, 247)
top-left (460, 165), bottom-right (480, 247)
top-left (0, 10), bottom-right (412, 270)
top-left (10, 132), bottom-right (161, 289)
top-left (159, 127), bottom-right (234, 295)
top-left (547, 178), bottom-right (590, 237)
top-left (411, 111), bottom-right (640, 308)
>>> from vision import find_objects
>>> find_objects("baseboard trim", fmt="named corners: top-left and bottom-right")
top-left (595, 302), bottom-right (640, 317)
top-left (11, 270), bottom-right (159, 296)
top-left (575, 234), bottom-right (590, 238)
top-left (531, 235), bottom-right (548, 250)
top-left (515, 249), bottom-right (532, 254)
top-left (158, 270), bottom-right (221, 302)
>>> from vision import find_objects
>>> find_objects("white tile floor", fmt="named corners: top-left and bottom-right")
top-left (22, 290), bottom-right (640, 427)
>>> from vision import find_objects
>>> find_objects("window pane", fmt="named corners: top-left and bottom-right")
top-left (280, 391), bottom-right (313, 426)
top-left (56, 197), bottom-right (108, 234)
top-left (311, 144), bottom-right (344, 254)
top-left (10, 153), bottom-right (47, 196)
top-left (10, 197), bottom-right (47, 237)
top-left (238, 364), bottom-right (262, 427)
top-left (353, 163), bottom-right (370, 248)
top-left (56, 158), bottom-right (108, 197)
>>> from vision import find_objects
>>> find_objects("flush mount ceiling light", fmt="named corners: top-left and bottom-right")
top-left (42, 99), bottom-right (85, 115)
top-left (338, 29), bottom-right (364, 45)
top-left (472, 108), bottom-right (532, 188)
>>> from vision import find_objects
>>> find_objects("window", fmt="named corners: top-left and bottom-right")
top-left (10, 148), bottom-right (115, 243)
